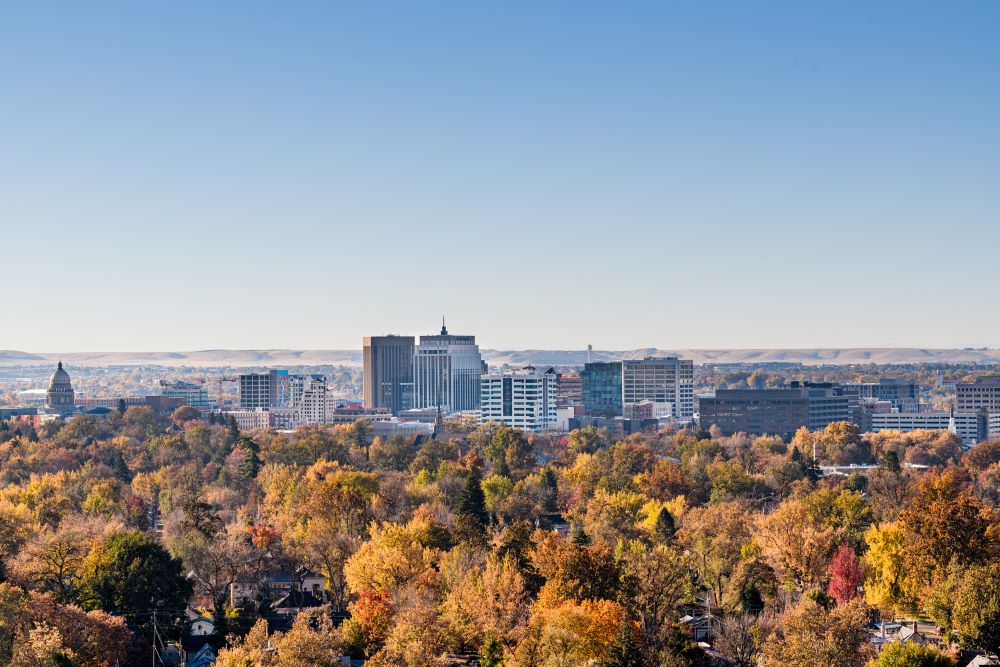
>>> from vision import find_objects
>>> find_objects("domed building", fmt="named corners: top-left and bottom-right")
top-left (46, 361), bottom-right (75, 412)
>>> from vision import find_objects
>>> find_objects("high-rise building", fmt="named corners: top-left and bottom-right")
top-left (582, 361), bottom-right (623, 417)
top-left (293, 375), bottom-right (328, 425)
top-left (698, 382), bottom-right (856, 438)
top-left (239, 370), bottom-right (280, 409)
top-left (480, 366), bottom-right (557, 431)
top-left (622, 357), bottom-right (694, 419)
top-left (412, 320), bottom-right (485, 413)
top-left (46, 362), bottom-right (75, 413)
top-left (363, 335), bottom-right (415, 414)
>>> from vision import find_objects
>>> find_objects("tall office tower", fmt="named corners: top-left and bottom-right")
top-left (239, 370), bottom-right (280, 409)
top-left (622, 357), bottom-right (694, 419)
top-left (582, 361), bottom-right (623, 416)
top-left (480, 366), bottom-right (557, 431)
top-left (363, 335), bottom-right (415, 414)
top-left (412, 319), bottom-right (485, 413)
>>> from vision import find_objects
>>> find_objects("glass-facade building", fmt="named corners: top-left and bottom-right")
top-left (582, 361), bottom-right (623, 417)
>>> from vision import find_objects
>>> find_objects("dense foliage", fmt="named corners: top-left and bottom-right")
top-left (0, 407), bottom-right (997, 665)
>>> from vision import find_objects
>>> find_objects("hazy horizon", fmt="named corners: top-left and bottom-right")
top-left (4, 2), bottom-right (999, 351)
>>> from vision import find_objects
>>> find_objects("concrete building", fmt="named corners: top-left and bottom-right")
top-left (623, 400), bottom-right (674, 420)
top-left (556, 374), bottom-right (583, 408)
top-left (622, 357), bottom-right (694, 420)
top-left (698, 382), bottom-right (856, 438)
top-left (363, 335), bottom-right (415, 414)
top-left (582, 361), bottom-right (623, 417)
top-left (412, 320), bottom-right (485, 413)
top-left (160, 380), bottom-right (211, 409)
top-left (294, 375), bottom-right (328, 425)
top-left (957, 376), bottom-right (1000, 414)
top-left (867, 411), bottom-right (982, 447)
top-left (480, 366), bottom-right (558, 432)
top-left (845, 379), bottom-right (919, 412)
top-left (239, 370), bottom-right (280, 410)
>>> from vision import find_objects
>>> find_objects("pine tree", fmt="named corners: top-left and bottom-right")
top-left (117, 398), bottom-right (127, 416)
top-left (540, 467), bottom-right (558, 512)
top-left (571, 522), bottom-right (591, 546)
top-left (604, 618), bottom-right (642, 667)
top-left (654, 506), bottom-right (675, 544)
top-left (456, 466), bottom-right (488, 536)
top-left (480, 633), bottom-right (504, 667)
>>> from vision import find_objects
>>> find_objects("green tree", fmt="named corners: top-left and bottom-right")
top-left (952, 559), bottom-right (1000, 653)
top-left (866, 642), bottom-right (955, 667)
top-left (654, 507), bottom-right (675, 544)
top-left (456, 466), bottom-right (488, 537)
top-left (480, 633), bottom-right (504, 667)
top-left (81, 531), bottom-right (193, 637)
top-left (604, 618), bottom-right (642, 667)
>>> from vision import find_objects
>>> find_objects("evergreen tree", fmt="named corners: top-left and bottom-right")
top-left (225, 414), bottom-right (239, 443)
top-left (654, 506), bottom-right (675, 544)
top-left (480, 633), bottom-right (504, 667)
top-left (571, 522), bottom-right (592, 546)
top-left (456, 466), bottom-right (488, 536)
top-left (116, 398), bottom-right (127, 416)
top-left (540, 467), bottom-right (559, 512)
top-left (604, 618), bottom-right (643, 667)
top-left (881, 450), bottom-right (902, 474)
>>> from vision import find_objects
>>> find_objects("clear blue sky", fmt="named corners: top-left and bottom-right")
top-left (3, 2), bottom-right (998, 352)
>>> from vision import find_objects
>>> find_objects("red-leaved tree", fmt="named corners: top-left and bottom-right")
top-left (828, 543), bottom-right (864, 604)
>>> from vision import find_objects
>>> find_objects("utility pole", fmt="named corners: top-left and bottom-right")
top-left (152, 610), bottom-right (157, 667)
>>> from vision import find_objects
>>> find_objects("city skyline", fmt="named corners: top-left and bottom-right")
top-left (4, 2), bottom-right (1000, 351)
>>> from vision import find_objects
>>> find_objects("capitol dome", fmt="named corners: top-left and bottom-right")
top-left (46, 361), bottom-right (75, 411)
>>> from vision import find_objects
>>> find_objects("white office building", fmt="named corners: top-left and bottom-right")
top-left (622, 357), bottom-right (694, 420)
top-left (413, 320), bottom-right (485, 413)
top-left (480, 366), bottom-right (557, 432)
top-left (868, 411), bottom-right (982, 447)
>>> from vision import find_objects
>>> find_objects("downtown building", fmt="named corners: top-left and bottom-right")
top-left (363, 335), bottom-right (415, 415)
top-left (581, 361), bottom-right (623, 417)
top-left (622, 357), bottom-right (694, 420)
top-left (698, 382), bottom-right (857, 439)
top-left (480, 366), bottom-right (557, 432)
top-left (412, 321), bottom-right (485, 413)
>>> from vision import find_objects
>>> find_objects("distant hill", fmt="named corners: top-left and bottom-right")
top-left (2, 348), bottom-right (1000, 368)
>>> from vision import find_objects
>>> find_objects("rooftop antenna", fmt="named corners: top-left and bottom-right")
top-left (441, 316), bottom-right (448, 336)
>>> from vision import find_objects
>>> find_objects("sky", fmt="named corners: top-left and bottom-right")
top-left (2, 2), bottom-right (999, 352)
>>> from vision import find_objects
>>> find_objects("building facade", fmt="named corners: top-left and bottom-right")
top-left (867, 411), bottom-right (982, 447)
top-left (844, 379), bottom-right (919, 412)
top-left (412, 321), bottom-right (485, 413)
top-left (582, 361), bottom-right (623, 417)
top-left (622, 357), bottom-right (694, 419)
top-left (160, 380), bottom-right (212, 409)
top-left (363, 335), bottom-right (415, 414)
top-left (239, 370), bottom-right (280, 410)
top-left (480, 366), bottom-right (557, 432)
top-left (698, 383), bottom-right (856, 438)
top-left (957, 377), bottom-right (1000, 414)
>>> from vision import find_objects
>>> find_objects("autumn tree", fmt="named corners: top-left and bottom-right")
top-left (828, 543), bottom-right (865, 605)
top-left (762, 598), bottom-right (874, 667)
